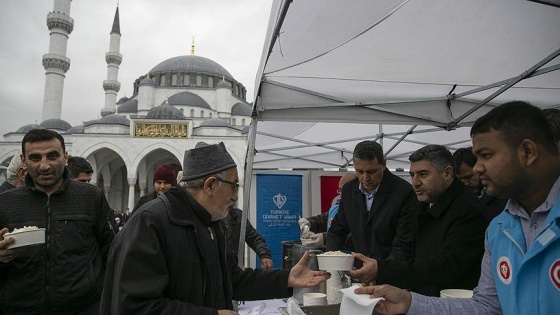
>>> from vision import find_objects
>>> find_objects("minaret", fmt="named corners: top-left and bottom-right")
top-left (101, 4), bottom-right (122, 116)
top-left (41, 0), bottom-right (74, 121)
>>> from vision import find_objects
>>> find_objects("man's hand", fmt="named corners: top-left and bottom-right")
top-left (298, 218), bottom-right (310, 230)
top-left (354, 284), bottom-right (412, 315)
top-left (260, 258), bottom-right (273, 269)
top-left (218, 310), bottom-right (238, 315)
top-left (346, 252), bottom-right (378, 284)
top-left (304, 232), bottom-right (324, 246)
top-left (0, 227), bottom-right (17, 263)
top-left (288, 251), bottom-right (331, 287)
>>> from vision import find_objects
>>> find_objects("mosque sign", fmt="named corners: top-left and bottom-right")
top-left (133, 122), bottom-right (189, 138)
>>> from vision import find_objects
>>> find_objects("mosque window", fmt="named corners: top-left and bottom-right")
top-left (180, 108), bottom-right (184, 113)
top-left (234, 85), bottom-right (239, 96)
top-left (209, 112), bottom-right (212, 118)
top-left (242, 118), bottom-right (246, 126)
top-left (201, 110), bottom-right (205, 117)
top-left (196, 75), bottom-right (202, 87)
top-left (208, 77), bottom-right (214, 88)
top-left (160, 75), bottom-right (166, 86)
top-left (183, 74), bottom-right (190, 86)
top-left (232, 118), bottom-right (236, 125)
top-left (190, 109), bottom-right (194, 117)
top-left (171, 74), bottom-right (178, 86)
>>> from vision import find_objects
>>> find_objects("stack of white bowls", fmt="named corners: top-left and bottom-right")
top-left (303, 293), bottom-right (327, 306)
top-left (326, 270), bottom-right (344, 304)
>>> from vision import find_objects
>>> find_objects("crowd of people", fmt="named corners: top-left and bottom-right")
top-left (0, 100), bottom-right (558, 314)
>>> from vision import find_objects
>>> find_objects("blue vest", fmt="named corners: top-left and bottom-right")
top-left (488, 200), bottom-right (560, 314)
top-left (327, 197), bottom-right (341, 230)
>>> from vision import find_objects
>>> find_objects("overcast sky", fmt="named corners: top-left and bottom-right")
top-left (0, 0), bottom-right (273, 136)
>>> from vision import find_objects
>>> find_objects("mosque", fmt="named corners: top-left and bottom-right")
top-left (0, 0), bottom-right (251, 212)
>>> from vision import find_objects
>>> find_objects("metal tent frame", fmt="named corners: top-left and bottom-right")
top-left (237, 0), bottom-right (560, 266)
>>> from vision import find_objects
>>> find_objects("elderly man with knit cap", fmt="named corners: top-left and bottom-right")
top-left (101, 142), bottom-right (330, 314)
top-left (131, 164), bottom-right (176, 214)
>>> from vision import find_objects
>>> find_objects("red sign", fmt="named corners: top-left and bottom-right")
top-left (320, 176), bottom-right (341, 213)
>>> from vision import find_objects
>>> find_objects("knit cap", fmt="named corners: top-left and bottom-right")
top-left (181, 142), bottom-right (236, 181)
top-left (153, 164), bottom-right (176, 185)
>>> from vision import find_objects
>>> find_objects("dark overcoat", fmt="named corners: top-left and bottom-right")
top-left (377, 177), bottom-right (488, 296)
top-left (101, 187), bottom-right (291, 315)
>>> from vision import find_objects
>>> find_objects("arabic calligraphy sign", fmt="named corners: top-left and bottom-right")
top-left (134, 122), bottom-right (189, 138)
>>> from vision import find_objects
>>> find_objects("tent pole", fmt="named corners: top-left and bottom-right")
top-left (453, 47), bottom-right (560, 124)
top-left (379, 124), bottom-right (383, 151)
top-left (453, 63), bottom-right (560, 100)
top-left (238, 112), bottom-right (259, 267)
top-left (384, 125), bottom-right (417, 157)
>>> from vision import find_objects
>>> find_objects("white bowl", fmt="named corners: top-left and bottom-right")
top-left (440, 289), bottom-right (473, 299)
top-left (317, 253), bottom-right (354, 271)
top-left (4, 228), bottom-right (46, 249)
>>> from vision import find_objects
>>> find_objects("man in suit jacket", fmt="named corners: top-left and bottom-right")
top-left (348, 145), bottom-right (488, 297)
top-left (327, 140), bottom-right (417, 262)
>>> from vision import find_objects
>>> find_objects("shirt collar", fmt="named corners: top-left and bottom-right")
top-left (505, 174), bottom-right (560, 219)
top-left (358, 182), bottom-right (379, 197)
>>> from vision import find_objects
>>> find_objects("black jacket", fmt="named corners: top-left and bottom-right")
top-left (327, 169), bottom-right (417, 261)
top-left (131, 192), bottom-right (157, 214)
top-left (480, 190), bottom-right (507, 221)
top-left (0, 181), bottom-right (15, 193)
top-left (377, 177), bottom-right (488, 296)
top-left (219, 208), bottom-right (272, 261)
top-left (101, 187), bottom-right (291, 314)
top-left (0, 170), bottom-right (114, 314)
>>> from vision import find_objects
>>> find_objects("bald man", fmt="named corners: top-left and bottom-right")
top-left (298, 172), bottom-right (358, 246)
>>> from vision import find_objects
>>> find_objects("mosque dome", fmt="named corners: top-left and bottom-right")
top-left (84, 114), bottom-right (130, 127)
top-left (15, 124), bottom-right (42, 133)
top-left (216, 80), bottom-right (231, 89)
top-left (150, 55), bottom-right (233, 79)
top-left (99, 114), bottom-right (130, 126)
top-left (65, 124), bottom-right (84, 134)
top-left (200, 118), bottom-right (230, 127)
top-left (231, 103), bottom-right (251, 116)
top-left (168, 91), bottom-right (211, 109)
top-left (117, 96), bottom-right (129, 105)
top-left (117, 99), bottom-right (138, 113)
top-left (39, 118), bottom-right (72, 131)
top-left (139, 77), bottom-right (156, 86)
top-left (146, 102), bottom-right (186, 120)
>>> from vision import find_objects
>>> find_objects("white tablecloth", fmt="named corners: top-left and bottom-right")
top-left (237, 299), bottom-right (287, 315)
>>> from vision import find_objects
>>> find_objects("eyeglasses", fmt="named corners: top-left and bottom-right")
top-left (215, 177), bottom-right (239, 193)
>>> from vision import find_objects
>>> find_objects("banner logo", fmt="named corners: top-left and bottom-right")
top-left (273, 193), bottom-right (287, 209)
top-left (497, 256), bottom-right (512, 285)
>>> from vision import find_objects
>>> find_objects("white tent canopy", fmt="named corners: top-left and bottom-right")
top-left (238, 0), bottom-right (560, 265)
top-left (248, 0), bottom-right (560, 171)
